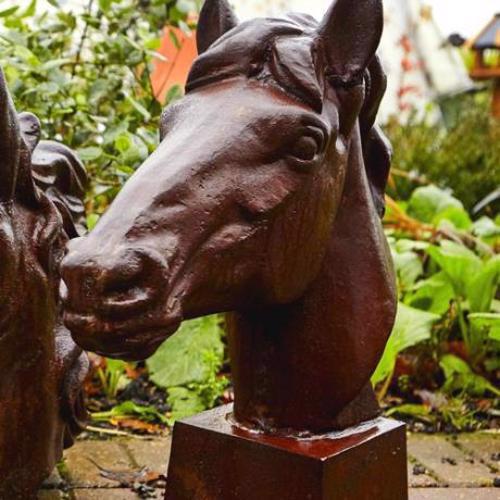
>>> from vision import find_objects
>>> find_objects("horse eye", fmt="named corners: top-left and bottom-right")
top-left (290, 136), bottom-right (320, 162)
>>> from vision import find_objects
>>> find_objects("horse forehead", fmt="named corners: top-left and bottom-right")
top-left (187, 17), bottom-right (308, 90)
top-left (173, 82), bottom-right (316, 125)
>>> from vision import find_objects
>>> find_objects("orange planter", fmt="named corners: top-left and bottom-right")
top-left (151, 27), bottom-right (198, 104)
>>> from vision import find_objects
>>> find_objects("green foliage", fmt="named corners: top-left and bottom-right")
top-left (376, 184), bottom-right (500, 405)
top-left (407, 185), bottom-right (471, 229)
top-left (426, 242), bottom-right (500, 358)
top-left (372, 303), bottom-right (439, 387)
top-left (440, 354), bottom-right (500, 397)
top-left (96, 358), bottom-right (129, 399)
top-left (147, 316), bottom-right (225, 387)
top-left (92, 400), bottom-right (169, 424)
top-left (384, 93), bottom-right (500, 209)
top-left (147, 316), bottom-right (228, 422)
top-left (0, 0), bottom-right (193, 213)
top-left (387, 396), bottom-right (481, 431)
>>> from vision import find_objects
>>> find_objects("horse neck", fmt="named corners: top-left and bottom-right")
top-left (226, 126), bottom-right (396, 434)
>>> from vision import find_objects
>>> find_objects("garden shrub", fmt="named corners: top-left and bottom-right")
top-left (0, 0), bottom-right (195, 216)
top-left (385, 92), bottom-right (500, 210)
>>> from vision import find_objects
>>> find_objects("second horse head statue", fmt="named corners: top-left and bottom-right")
top-left (62, 0), bottom-right (397, 434)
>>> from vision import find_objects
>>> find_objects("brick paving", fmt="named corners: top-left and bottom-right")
top-left (38, 430), bottom-right (499, 499)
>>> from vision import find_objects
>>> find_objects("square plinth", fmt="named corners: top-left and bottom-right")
top-left (165, 404), bottom-right (408, 500)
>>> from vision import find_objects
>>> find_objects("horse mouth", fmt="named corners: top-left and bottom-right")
top-left (63, 309), bottom-right (182, 361)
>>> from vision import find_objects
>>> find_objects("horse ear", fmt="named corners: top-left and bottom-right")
top-left (19, 112), bottom-right (41, 154)
top-left (0, 68), bottom-right (21, 202)
top-left (197, 0), bottom-right (239, 55)
top-left (316, 0), bottom-right (383, 86)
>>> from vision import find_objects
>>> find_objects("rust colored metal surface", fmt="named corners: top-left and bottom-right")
top-left (166, 404), bottom-right (408, 500)
top-left (62, 0), bottom-right (396, 434)
top-left (0, 69), bottom-right (89, 499)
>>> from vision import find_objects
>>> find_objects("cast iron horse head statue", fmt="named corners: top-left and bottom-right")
top-left (0, 69), bottom-right (88, 497)
top-left (62, 0), bottom-right (397, 434)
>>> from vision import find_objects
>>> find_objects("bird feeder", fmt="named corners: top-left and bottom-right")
top-left (469, 13), bottom-right (500, 117)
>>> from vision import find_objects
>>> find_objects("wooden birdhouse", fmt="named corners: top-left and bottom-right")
top-left (469, 13), bottom-right (500, 117)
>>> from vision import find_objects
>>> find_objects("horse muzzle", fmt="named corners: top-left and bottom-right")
top-left (60, 242), bottom-right (180, 359)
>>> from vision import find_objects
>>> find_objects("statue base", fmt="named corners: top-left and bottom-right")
top-left (165, 404), bottom-right (408, 500)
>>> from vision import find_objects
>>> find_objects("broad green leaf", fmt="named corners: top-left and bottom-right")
top-left (395, 239), bottom-right (430, 253)
top-left (406, 272), bottom-right (454, 315)
top-left (147, 316), bottom-right (224, 388)
top-left (392, 250), bottom-right (423, 290)
top-left (166, 387), bottom-right (205, 422)
top-left (466, 255), bottom-right (500, 312)
top-left (426, 241), bottom-right (482, 298)
top-left (372, 304), bottom-right (439, 385)
top-left (407, 185), bottom-right (464, 224)
top-left (469, 313), bottom-right (500, 342)
top-left (440, 354), bottom-right (500, 397)
top-left (77, 146), bottom-right (103, 161)
top-left (433, 206), bottom-right (472, 230)
top-left (472, 216), bottom-right (500, 243)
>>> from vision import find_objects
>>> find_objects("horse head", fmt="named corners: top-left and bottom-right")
top-left (62, 0), bottom-right (396, 431)
top-left (0, 68), bottom-right (88, 494)
top-left (63, 0), bottom-right (392, 353)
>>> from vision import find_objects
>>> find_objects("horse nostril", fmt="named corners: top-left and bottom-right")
top-left (62, 246), bottom-right (167, 316)
top-left (102, 255), bottom-right (145, 298)
top-left (97, 248), bottom-right (167, 315)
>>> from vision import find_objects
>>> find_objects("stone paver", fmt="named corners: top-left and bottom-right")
top-left (409, 488), bottom-right (500, 499)
top-left (36, 431), bottom-right (500, 497)
top-left (454, 433), bottom-right (500, 472)
top-left (407, 434), bottom-right (497, 487)
top-left (62, 439), bottom-right (135, 488)
top-left (407, 461), bottom-right (439, 488)
top-left (123, 436), bottom-right (171, 474)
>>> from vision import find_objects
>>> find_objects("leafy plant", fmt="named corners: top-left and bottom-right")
top-left (469, 313), bottom-right (500, 342)
top-left (440, 354), bottom-right (500, 397)
top-left (147, 316), bottom-right (229, 422)
top-left (96, 358), bottom-right (130, 399)
top-left (372, 303), bottom-right (439, 396)
top-left (0, 0), bottom-right (194, 215)
top-left (147, 316), bottom-right (225, 387)
top-left (375, 184), bottom-right (499, 412)
top-left (426, 242), bottom-right (500, 360)
top-left (407, 185), bottom-right (471, 230)
top-left (92, 400), bottom-right (169, 424)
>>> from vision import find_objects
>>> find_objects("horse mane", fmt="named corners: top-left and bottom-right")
top-left (186, 13), bottom-right (390, 217)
